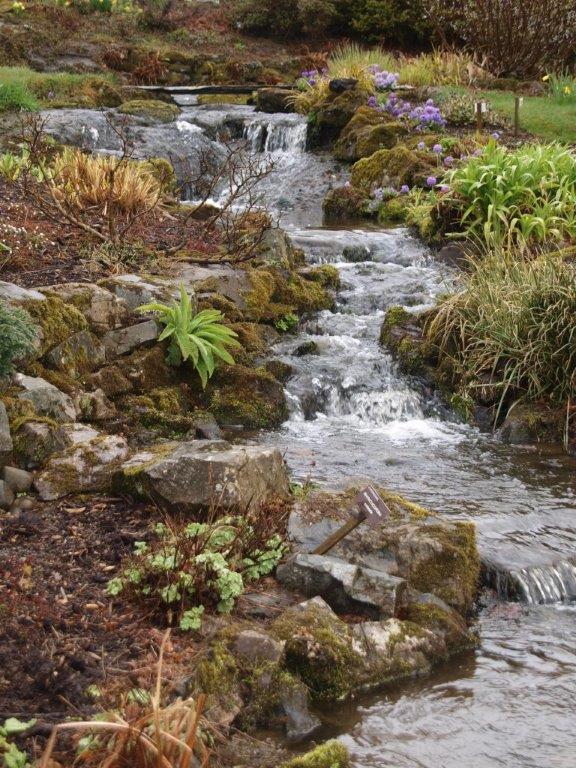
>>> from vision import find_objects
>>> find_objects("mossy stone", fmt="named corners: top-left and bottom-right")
top-left (208, 365), bottom-right (288, 429)
top-left (323, 186), bottom-right (367, 224)
top-left (22, 296), bottom-right (88, 356)
top-left (281, 740), bottom-right (350, 768)
top-left (351, 144), bottom-right (436, 193)
top-left (334, 106), bottom-right (408, 162)
top-left (118, 99), bottom-right (181, 123)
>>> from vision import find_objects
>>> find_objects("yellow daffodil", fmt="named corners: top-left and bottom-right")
top-left (564, 86), bottom-right (572, 95)
top-left (542, 74), bottom-right (550, 81)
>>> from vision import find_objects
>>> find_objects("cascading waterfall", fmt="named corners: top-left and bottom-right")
top-left (243, 118), bottom-right (308, 153)
top-left (488, 560), bottom-right (576, 604)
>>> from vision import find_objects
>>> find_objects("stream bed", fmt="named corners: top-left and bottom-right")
top-left (178, 101), bottom-right (576, 766)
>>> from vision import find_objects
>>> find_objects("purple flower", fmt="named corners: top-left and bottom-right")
top-left (426, 176), bottom-right (437, 187)
top-left (432, 143), bottom-right (443, 154)
top-left (443, 155), bottom-right (454, 167)
top-left (373, 188), bottom-right (384, 200)
top-left (492, 131), bottom-right (501, 140)
top-left (400, 184), bottom-right (410, 194)
top-left (473, 148), bottom-right (483, 157)
top-left (367, 95), bottom-right (379, 109)
top-left (344, 181), bottom-right (351, 188)
top-left (439, 184), bottom-right (450, 193)
top-left (417, 141), bottom-right (426, 150)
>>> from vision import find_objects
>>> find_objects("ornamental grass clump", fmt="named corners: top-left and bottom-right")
top-left (427, 247), bottom-right (576, 423)
top-left (445, 142), bottom-right (576, 246)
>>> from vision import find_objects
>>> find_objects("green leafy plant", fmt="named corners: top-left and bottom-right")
top-left (275, 312), bottom-right (299, 333)
top-left (138, 285), bottom-right (240, 388)
top-left (444, 141), bottom-right (576, 245)
top-left (0, 718), bottom-right (35, 768)
top-left (545, 71), bottom-right (576, 104)
top-left (0, 303), bottom-right (37, 378)
top-left (107, 509), bottom-right (288, 630)
top-left (0, 83), bottom-right (38, 113)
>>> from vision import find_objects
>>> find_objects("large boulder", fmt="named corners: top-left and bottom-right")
top-left (255, 88), bottom-right (295, 114)
top-left (351, 144), bottom-right (437, 193)
top-left (312, 89), bottom-right (369, 147)
top-left (35, 433), bottom-right (130, 500)
top-left (44, 330), bottom-right (106, 376)
top-left (102, 320), bottom-right (159, 359)
top-left (323, 185), bottom-right (366, 224)
top-left (116, 439), bottom-right (290, 513)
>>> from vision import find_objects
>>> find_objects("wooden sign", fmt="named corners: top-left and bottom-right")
top-left (356, 485), bottom-right (391, 527)
top-left (311, 486), bottom-right (390, 555)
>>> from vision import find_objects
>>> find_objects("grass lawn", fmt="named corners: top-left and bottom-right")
top-left (477, 90), bottom-right (576, 144)
top-left (0, 66), bottom-right (116, 111)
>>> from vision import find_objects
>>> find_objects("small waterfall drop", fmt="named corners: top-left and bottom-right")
top-left (243, 117), bottom-right (308, 153)
top-left (488, 560), bottom-right (576, 604)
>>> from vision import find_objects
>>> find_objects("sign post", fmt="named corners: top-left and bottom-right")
top-left (514, 96), bottom-right (523, 137)
top-left (311, 486), bottom-right (391, 555)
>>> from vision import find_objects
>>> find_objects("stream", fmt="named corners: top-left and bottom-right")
top-left (172, 101), bottom-right (576, 767)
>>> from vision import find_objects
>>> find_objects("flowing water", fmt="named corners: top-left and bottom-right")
top-left (176, 101), bottom-right (576, 766)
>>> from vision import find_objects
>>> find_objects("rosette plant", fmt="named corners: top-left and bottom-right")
top-left (138, 284), bottom-right (240, 388)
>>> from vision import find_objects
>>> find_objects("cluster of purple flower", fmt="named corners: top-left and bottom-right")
top-left (370, 94), bottom-right (446, 132)
top-left (368, 65), bottom-right (399, 91)
top-left (301, 68), bottom-right (328, 87)
top-left (372, 184), bottom-right (411, 201)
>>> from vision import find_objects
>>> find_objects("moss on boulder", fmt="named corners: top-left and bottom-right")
top-left (311, 89), bottom-right (370, 147)
top-left (351, 144), bottom-right (436, 194)
top-left (208, 365), bottom-right (288, 428)
top-left (323, 185), bottom-right (367, 224)
top-left (334, 106), bottom-right (408, 162)
top-left (379, 306), bottom-right (437, 377)
top-left (119, 99), bottom-right (181, 123)
top-left (22, 295), bottom-right (88, 357)
top-left (281, 741), bottom-right (350, 768)
top-left (243, 267), bottom-right (334, 324)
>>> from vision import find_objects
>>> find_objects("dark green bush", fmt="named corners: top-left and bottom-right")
top-left (0, 302), bottom-right (37, 377)
top-left (346, 0), bottom-right (431, 46)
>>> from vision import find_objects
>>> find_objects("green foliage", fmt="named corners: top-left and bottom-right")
top-left (0, 67), bottom-right (117, 110)
top-left (232, 0), bottom-right (340, 37)
top-left (0, 303), bottom-right (37, 378)
top-left (428, 247), bottom-right (576, 418)
top-left (347, 0), bottom-right (431, 46)
top-left (138, 284), bottom-right (240, 388)
top-left (107, 515), bottom-right (287, 630)
top-left (0, 82), bottom-right (38, 113)
top-left (445, 142), bottom-right (576, 246)
top-left (281, 740), bottom-right (350, 768)
top-left (0, 718), bottom-right (35, 768)
top-left (275, 312), bottom-right (299, 333)
top-left (545, 72), bottom-right (576, 104)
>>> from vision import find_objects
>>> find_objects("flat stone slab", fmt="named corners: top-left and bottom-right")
top-left (102, 320), bottom-right (158, 359)
top-left (14, 374), bottom-right (77, 423)
top-left (117, 439), bottom-right (290, 513)
top-left (276, 553), bottom-right (406, 618)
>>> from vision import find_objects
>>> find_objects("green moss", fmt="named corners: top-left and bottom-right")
top-left (334, 107), bottom-right (407, 162)
top-left (240, 662), bottom-right (305, 732)
top-left (281, 741), bottom-right (350, 768)
top-left (22, 296), bottom-right (88, 356)
top-left (208, 365), bottom-right (288, 429)
top-left (379, 306), bottom-right (410, 347)
top-left (378, 196), bottom-right (409, 223)
top-left (408, 522), bottom-right (480, 613)
top-left (243, 267), bottom-right (333, 324)
top-left (404, 602), bottom-right (476, 652)
top-left (24, 361), bottom-right (80, 395)
top-left (272, 606), bottom-right (361, 702)
top-left (197, 292), bottom-right (243, 322)
top-left (301, 265), bottom-right (341, 290)
top-left (351, 144), bottom-right (436, 193)
top-left (323, 186), bottom-right (367, 224)
top-left (118, 99), bottom-right (180, 122)
top-left (195, 642), bottom-right (238, 696)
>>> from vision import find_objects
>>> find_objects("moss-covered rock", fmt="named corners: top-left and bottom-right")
top-left (351, 144), bottom-right (437, 194)
top-left (118, 99), bottom-right (181, 123)
top-left (208, 365), bottom-right (288, 428)
top-left (281, 741), bottom-right (351, 768)
top-left (298, 265), bottom-right (341, 290)
top-left (243, 267), bottom-right (334, 324)
top-left (334, 106), bottom-right (408, 162)
top-left (311, 89), bottom-right (370, 147)
top-left (323, 185), bottom-right (367, 224)
top-left (22, 295), bottom-right (88, 357)
top-left (379, 306), bottom-right (438, 377)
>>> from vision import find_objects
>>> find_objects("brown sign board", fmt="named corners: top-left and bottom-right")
top-left (311, 485), bottom-right (390, 555)
top-left (356, 485), bottom-right (391, 527)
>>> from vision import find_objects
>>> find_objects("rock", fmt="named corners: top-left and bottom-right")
top-left (209, 365), bottom-right (288, 429)
top-left (276, 553), bottom-right (406, 618)
top-left (35, 433), bottom-right (130, 500)
top-left (323, 186), bottom-right (366, 224)
top-left (351, 144), bottom-right (437, 193)
top-left (265, 360), bottom-right (294, 382)
top-left (0, 281), bottom-right (46, 304)
top-left (87, 365), bottom-right (133, 397)
top-left (233, 630), bottom-right (284, 664)
top-left (499, 404), bottom-right (564, 446)
top-left (294, 341), bottom-right (319, 357)
top-left (74, 389), bottom-right (117, 422)
top-left (189, 411), bottom-right (222, 440)
top-left (12, 422), bottom-right (69, 469)
top-left (43, 283), bottom-right (131, 333)
top-left (44, 330), bottom-right (106, 376)
top-left (279, 679), bottom-right (321, 742)
top-left (3, 466), bottom-right (33, 493)
top-left (101, 274), bottom-right (180, 312)
top-left (61, 423), bottom-right (102, 446)
top-left (115, 346), bottom-right (173, 393)
top-left (313, 90), bottom-right (368, 147)
top-left (0, 480), bottom-right (15, 510)
top-left (255, 87), bottom-right (295, 114)
top-left (102, 320), bottom-right (159, 359)
top-left (342, 245), bottom-right (371, 263)
top-left (117, 439), bottom-right (290, 513)
top-left (334, 107), bottom-right (408, 162)
top-left (118, 99), bottom-right (181, 123)
top-left (14, 374), bottom-right (76, 423)
top-left (0, 402), bottom-right (13, 464)
top-left (329, 78), bottom-right (359, 93)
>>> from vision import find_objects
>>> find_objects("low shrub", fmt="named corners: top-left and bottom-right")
top-left (428, 247), bottom-right (576, 420)
top-left (0, 303), bottom-right (37, 377)
top-left (107, 508), bottom-right (288, 630)
top-left (347, 0), bottom-right (431, 47)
